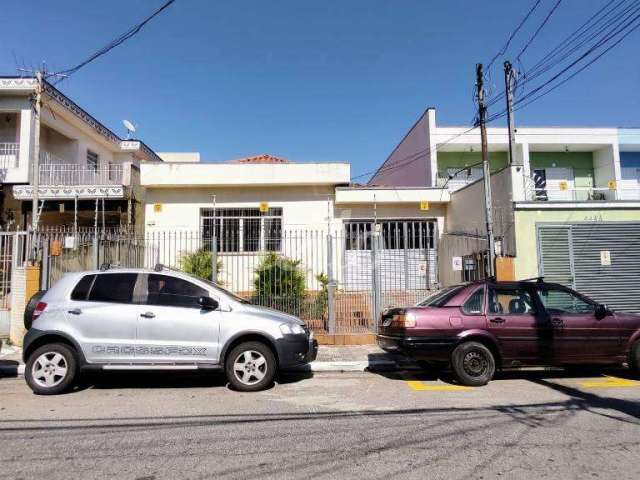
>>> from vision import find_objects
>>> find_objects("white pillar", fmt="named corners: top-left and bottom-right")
top-left (18, 109), bottom-right (32, 179)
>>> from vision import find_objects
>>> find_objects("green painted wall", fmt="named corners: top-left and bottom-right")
top-left (529, 152), bottom-right (594, 188)
top-left (437, 151), bottom-right (508, 173)
top-left (513, 208), bottom-right (640, 279)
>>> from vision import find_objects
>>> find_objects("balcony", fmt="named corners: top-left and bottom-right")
top-left (12, 152), bottom-right (131, 201)
top-left (39, 163), bottom-right (123, 186)
top-left (525, 183), bottom-right (640, 202)
top-left (0, 142), bottom-right (19, 169)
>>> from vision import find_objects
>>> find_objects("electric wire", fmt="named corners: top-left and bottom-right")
top-left (51, 0), bottom-right (176, 80)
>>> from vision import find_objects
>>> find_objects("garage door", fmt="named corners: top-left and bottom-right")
top-left (538, 223), bottom-right (640, 313)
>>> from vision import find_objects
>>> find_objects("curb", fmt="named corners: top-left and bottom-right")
top-left (1, 361), bottom-right (409, 378)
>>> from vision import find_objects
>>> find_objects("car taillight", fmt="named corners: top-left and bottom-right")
top-left (390, 312), bottom-right (416, 328)
top-left (33, 302), bottom-right (47, 321)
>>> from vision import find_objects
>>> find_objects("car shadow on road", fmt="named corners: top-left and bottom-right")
top-left (71, 369), bottom-right (314, 393)
top-left (368, 356), bottom-right (638, 386)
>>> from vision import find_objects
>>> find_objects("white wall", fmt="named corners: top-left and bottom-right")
top-left (144, 185), bottom-right (338, 232)
top-left (592, 144), bottom-right (620, 188)
top-left (157, 152), bottom-right (200, 163)
top-left (141, 162), bottom-right (350, 187)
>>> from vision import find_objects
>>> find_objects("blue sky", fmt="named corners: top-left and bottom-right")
top-left (2, 0), bottom-right (638, 178)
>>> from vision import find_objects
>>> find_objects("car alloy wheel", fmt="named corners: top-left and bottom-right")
top-left (233, 350), bottom-right (268, 386)
top-left (31, 352), bottom-right (68, 388)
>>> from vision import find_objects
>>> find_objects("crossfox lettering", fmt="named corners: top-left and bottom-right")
top-left (92, 345), bottom-right (208, 356)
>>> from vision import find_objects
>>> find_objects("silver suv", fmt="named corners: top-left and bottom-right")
top-left (22, 266), bottom-right (317, 395)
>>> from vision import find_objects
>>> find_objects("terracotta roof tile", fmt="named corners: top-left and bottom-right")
top-left (230, 154), bottom-right (291, 164)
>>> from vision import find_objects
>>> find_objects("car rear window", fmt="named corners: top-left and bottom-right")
top-left (417, 285), bottom-right (466, 307)
top-left (71, 274), bottom-right (95, 301)
top-left (88, 273), bottom-right (138, 304)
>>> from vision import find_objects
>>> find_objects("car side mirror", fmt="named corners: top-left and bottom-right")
top-left (594, 303), bottom-right (608, 320)
top-left (199, 296), bottom-right (219, 311)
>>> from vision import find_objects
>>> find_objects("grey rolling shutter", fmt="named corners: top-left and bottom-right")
top-left (572, 223), bottom-right (640, 313)
top-left (538, 226), bottom-right (573, 286)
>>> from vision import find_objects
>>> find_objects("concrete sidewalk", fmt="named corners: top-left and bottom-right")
top-left (0, 342), bottom-right (416, 377)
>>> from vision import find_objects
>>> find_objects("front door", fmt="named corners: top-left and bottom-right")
top-left (65, 272), bottom-right (139, 363)
top-left (134, 273), bottom-right (221, 364)
top-left (534, 285), bottom-right (621, 363)
top-left (487, 286), bottom-right (551, 365)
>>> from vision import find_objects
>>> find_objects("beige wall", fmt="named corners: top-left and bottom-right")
top-left (445, 166), bottom-right (516, 253)
top-left (513, 208), bottom-right (640, 279)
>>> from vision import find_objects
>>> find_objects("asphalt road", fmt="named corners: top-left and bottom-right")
top-left (0, 368), bottom-right (639, 480)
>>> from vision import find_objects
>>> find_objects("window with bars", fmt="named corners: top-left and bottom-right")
top-left (87, 150), bottom-right (99, 172)
top-left (345, 220), bottom-right (435, 250)
top-left (200, 207), bottom-right (283, 253)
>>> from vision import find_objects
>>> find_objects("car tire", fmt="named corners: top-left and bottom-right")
top-left (25, 343), bottom-right (78, 395)
top-left (629, 341), bottom-right (640, 374)
top-left (225, 341), bottom-right (276, 392)
top-left (450, 341), bottom-right (496, 387)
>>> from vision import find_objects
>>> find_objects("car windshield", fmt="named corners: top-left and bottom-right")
top-left (181, 272), bottom-right (251, 304)
top-left (417, 285), bottom-right (466, 307)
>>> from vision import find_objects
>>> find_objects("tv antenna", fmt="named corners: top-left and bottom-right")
top-left (122, 119), bottom-right (136, 139)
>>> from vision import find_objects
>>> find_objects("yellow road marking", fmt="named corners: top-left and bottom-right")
top-left (579, 376), bottom-right (640, 389)
top-left (406, 380), bottom-right (472, 392)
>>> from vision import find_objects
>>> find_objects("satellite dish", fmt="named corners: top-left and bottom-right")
top-left (122, 119), bottom-right (136, 139)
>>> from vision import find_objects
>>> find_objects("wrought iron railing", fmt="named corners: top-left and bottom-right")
top-left (0, 142), bottom-right (20, 169)
top-left (38, 161), bottom-right (123, 186)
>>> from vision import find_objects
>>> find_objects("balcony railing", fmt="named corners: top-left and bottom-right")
top-left (38, 163), bottom-right (123, 186)
top-left (0, 143), bottom-right (19, 169)
top-left (526, 184), bottom-right (640, 202)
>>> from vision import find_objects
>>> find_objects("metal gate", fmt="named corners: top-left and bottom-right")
top-left (537, 222), bottom-right (640, 313)
top-left (341, 219), bottom-right (438, 327)
top-left (0, 232), bottom-right (31, 337)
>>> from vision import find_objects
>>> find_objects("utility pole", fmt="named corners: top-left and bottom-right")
top-left (476, 64), bottom-right (496, 278)
top-left (504, 61), bottom-right (517, 165)
top-left (31, 71), bottom-right (43, 231)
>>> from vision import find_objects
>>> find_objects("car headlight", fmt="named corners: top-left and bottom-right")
top-left (280, 323), bottom-right (306, 335)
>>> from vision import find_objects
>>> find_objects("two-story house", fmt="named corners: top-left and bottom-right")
top-left (371, 108), bottom-right (640, 313)
top-left (0, 76), bottom-right (163, 231)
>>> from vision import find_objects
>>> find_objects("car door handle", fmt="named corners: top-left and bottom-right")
top-left (140, 312), bottom-right (155, 319)
top-left (67, 308), bottom-right (82, 315)
top-left (490, 317), bottom-right (505, 324)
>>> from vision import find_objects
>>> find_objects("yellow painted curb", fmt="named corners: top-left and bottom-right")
top-left (579, 376), bottom-right (640, 389)
top-left (406, 380), bottom-right (472, 392)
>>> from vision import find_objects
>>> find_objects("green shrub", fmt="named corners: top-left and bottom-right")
top-left (181, 249), bottom-right (223, 283)
top-left (253, 252), bottom-right (306, 314)
top-left (304, 273), bottom-right (328, 321)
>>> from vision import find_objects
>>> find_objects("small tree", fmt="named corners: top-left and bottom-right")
top-left (181, 249), bottom-right (223, 283)
top-left (253, 252), bottom-right (306, 314)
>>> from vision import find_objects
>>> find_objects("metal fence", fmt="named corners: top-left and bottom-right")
top-left (0, 232), bottom-right (33, 337)
top-left (0, 142), bottom-right (20, 169)
top-left (2, 223), bottom-right (439, 335)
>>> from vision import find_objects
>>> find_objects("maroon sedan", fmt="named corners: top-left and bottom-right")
top-left (377, 279), bottom-right (640, 386)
